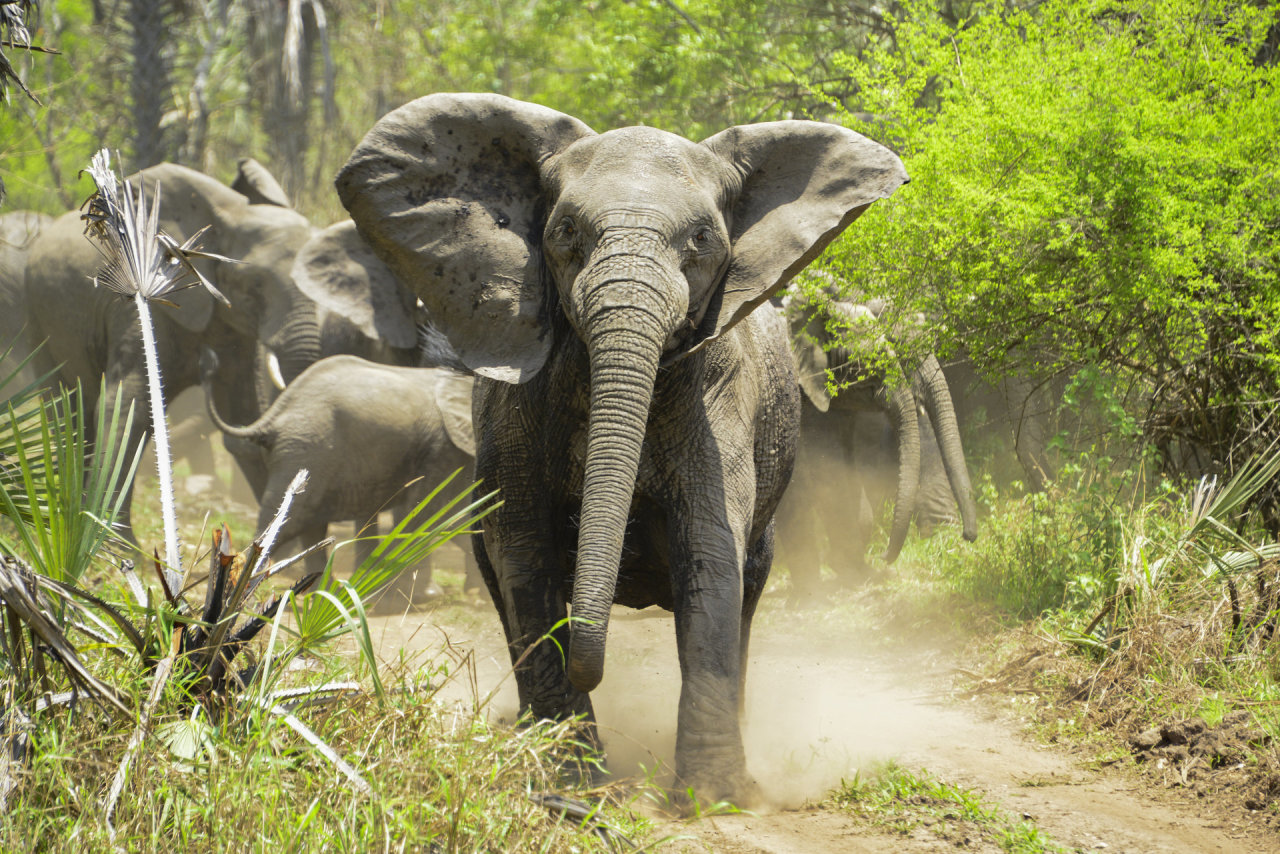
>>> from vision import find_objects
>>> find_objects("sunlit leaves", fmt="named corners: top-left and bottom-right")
top-left (821, 0), bottom-right (1280, 509)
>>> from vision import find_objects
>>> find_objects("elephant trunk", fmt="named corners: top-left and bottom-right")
top-left (567, 312), bottom-right (666, 694)
top-left (916, 355), bottom-right (977, 542)
top-left (265, 306), bottom-right (322, 387)
top-left (881, 382), bottom-right (921, 563)
top-left (200, 351), bottom-right (271, 447)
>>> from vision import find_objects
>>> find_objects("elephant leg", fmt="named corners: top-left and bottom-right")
top-left (738, 521), bottom-right (773, 715)
top-left (372, 503), bottom-right (444, 612)
top-left (300, 523), bottom-right (331, 581)
top-left (829, 480), bottom-right (876, 586)
top-left (354, 514), bottom-right (380, 571)
top-left (223, 434), bottom-right (269, 504)
top-left (473, 532), bottom-right (509, 631)
top-left (462, 548), bottom-right (483, 594)
top-left (485, 523), bottom-right (596, 731)
top-left (253, 481), bottom-right (328, 582)
top-left (394, 499), bottom-right (443, 602)
top-left (669, 508), bottom-right (753, 802)
top-left (775, 448), bottom-right (825, 606)
top-left (354, 514), bottom-right (407, 613)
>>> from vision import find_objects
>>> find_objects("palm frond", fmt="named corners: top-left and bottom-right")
top-left (82, 149), bottom-right (234, 305)
top-left (0, 0), bottom-right (40, 105)
top-left (0, 556), bottom-right (131, 714)
top-left (0, 382), bottom-right (141, 586)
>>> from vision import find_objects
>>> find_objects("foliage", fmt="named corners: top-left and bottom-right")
top-left (293, 470), bottom-right (496, 653)
top-left (82, 146), bottom-right (235, 584)
top-left (0, 381), bottom-right (139, 585)
top-left (0, 146), bottom-right (504, 828)
top-left (1, 653), bottom-right (654, 852)
top-left (819, 0), bottom-right (1280, 521)
top-left (0, 0), bottom-right (929, 217)
top-left (0, 0), bottom-right (39, 106)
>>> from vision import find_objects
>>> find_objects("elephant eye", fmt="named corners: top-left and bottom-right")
top-left (693, 229), bottom-right (708, 244)
top-left (560, 217), bottom-right (577, 239)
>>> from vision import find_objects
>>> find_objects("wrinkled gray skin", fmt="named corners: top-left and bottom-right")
top-left (294, 220), bottom-right (429, 368)
top-left (777, 292), bottom-right (977, 597)
top-left (312, 93), bottom-right (906, 802)
top-left (0, 211), bottom-right (52, 387)
top-left (290, 219), bottom-right (480, 593)
top-left (22, 161), bottom-right (320, 543)
top-left (203, 354), bottom-right (476, 609)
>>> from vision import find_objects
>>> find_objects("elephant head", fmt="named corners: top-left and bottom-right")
top-left (291, 219), bottom-right (424, 366)
top-left (133, 161), bottom-right (321, 383)
top-left (786, 285), bottom-right (978, 560)
top-left (326, 93), bottom-right (906, 690)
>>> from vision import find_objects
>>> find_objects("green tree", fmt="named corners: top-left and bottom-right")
top-left (820, 0), bottom-right (1280, 521)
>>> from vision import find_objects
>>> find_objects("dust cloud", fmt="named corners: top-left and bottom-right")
top-left (592, 605), bottom-right (954, 810)
top-left (392, 591), bottom-right (961, 812)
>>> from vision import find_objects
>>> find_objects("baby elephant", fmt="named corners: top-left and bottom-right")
top-left (203, 353), bottom-right (477, 608)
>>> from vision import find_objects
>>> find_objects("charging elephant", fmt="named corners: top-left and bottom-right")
top-left (203, 353), bottom-right (476, 608)
top-left (22, 160), bottom-right (320, 545)
top-left (776, 286), bottom-right (977, 597)
top-left (0, 210), bottom-right (51, 387)
top-left (308, 93), bottom-right (906, 802)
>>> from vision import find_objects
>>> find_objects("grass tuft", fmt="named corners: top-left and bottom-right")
top-left (830, 762), bottom-right (1071, 853)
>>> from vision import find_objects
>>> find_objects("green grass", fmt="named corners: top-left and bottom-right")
top-left (3, 655), bottom-right (659, 852)
top-left (829, 762), bottom-right (1075, 853)
top-left (1, 405), bottom-right (667, 852)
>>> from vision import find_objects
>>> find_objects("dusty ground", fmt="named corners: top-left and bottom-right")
top-left (360, 564), bottom-right (1278, 854)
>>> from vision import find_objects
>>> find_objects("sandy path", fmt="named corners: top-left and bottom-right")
top-left (365, 588), bottom-right (1273, 853)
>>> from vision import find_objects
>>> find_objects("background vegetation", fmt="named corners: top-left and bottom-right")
top-left (5, 0), bottom-right (1274, 496)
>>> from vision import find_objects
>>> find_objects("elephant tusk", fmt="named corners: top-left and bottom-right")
top-left (267, 350), bottom-right (287, 390)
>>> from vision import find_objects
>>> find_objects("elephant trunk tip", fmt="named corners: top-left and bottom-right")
top-left (566, 644), bottom-right (604, 693)
top-left (963, 521), bottom-right (978, 542)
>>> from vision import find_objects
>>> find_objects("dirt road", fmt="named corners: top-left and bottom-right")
top-left (366, 576), bottom-right (1273, 853)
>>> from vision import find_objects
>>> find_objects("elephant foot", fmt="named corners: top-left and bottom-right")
top-left (669, 768), bottom-right (764, 815)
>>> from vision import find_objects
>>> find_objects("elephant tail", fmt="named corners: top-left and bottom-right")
top-left (200, 349), bottom-right (273, 447)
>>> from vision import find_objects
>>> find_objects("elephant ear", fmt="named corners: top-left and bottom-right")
top-left (691, 121), bottom-right (907, 353)
top-left (336, 93), bottom-right (595, 383)
top-left (433, 371), bottom-right (476, 457)
top-left (292, 220), bottom-right (417, 350)
top-left (230, 158), bottom-right (292, 208)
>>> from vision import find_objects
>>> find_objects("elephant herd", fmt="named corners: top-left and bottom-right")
top-left (0, 94), bottom-right (1054, 804)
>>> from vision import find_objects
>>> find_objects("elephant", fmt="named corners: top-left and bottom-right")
top-left (21, 159), bottom-right (321, 546)
top-left (202, 353), bottom-right (477, 607)
top-left (308, 92), bottom-right (907, 802)
top-left (943, 357), bottom-right (1063, 491)
top-left (0, 210), bottom-right (51, 387)
top-left (776, 286), bottom-right (977, 598)
top-left (292, 219), bottom-right (428, 368)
